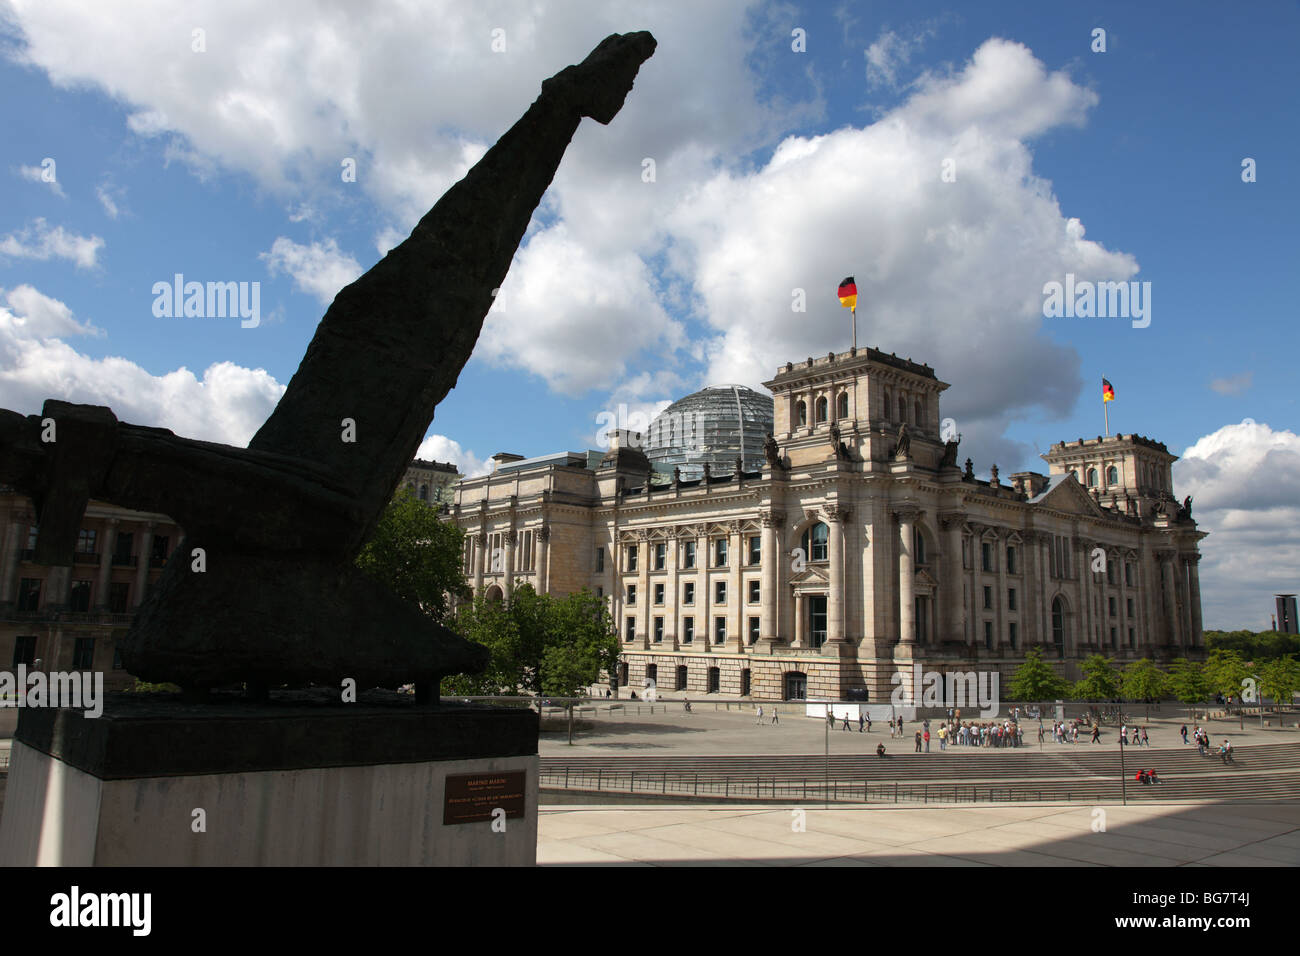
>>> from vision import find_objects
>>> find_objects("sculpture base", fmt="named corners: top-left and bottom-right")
top-left (0, 690), bottom-right (538, 866)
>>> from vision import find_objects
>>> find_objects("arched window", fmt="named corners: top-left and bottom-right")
top-left (1069, 469), bottom-right (1078, 483)
top-left (1087, 468), bottom-right (1098, 487)
top-left (801, 522), bottom-right (829, 562)
top-left (815, 396), bottom-right (828, 423)
top-left (419, 484), bottom-right (428, 500)
top-left (883, 388), bottom-right (892, 419)
top-left (1107, 465), bottom-right (1118, 485)
top-left (914, 530), bottom-right (927, 565)
top-left (837, 392), bottom-right (849, 419)
top-left (796, 400), bottom-right (807, 426)
top-left (1051, 597), bottom-right (1067, 657)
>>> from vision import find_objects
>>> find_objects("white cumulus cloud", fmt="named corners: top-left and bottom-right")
top-left (0, 218), bottom-right (103, 269)
top-left (260, 237), bottom-right (363, 305)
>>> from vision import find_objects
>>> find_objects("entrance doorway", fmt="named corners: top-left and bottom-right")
top-left (784, 671), bottom-right (807, 700)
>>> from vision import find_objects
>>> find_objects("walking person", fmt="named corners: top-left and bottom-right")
top-left (938, 724), bottom-right (947, 750)
top-left (842, 713), bottom-right (851, 731)
top-left (1180, 724), bottom-right (1188, 745)
top-left (828, 708), bottom-right (836, 730)
top-left (915, 730), bottom-right (923, 753)
top-left (858, 712), bottom-right (865, 733)
top-left (1091, 723), bottom-right (1101, 744)
top-left (924, 728), bottom-right (931, 752)
top-left (866, 715), bottom-right (871, 733)
top-left (772, 706), bottom-right (779, 725)
top-left (1141, 727), bottom-right (1149, 747)
top-left (756, 704), bottom-right (764, 726)
top-left (1037, 723), bottom-right (1045, 744)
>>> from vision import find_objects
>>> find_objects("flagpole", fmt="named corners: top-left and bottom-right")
top-left (1103, 375), bottom-right (1110, 437)
top-left (852, 306), bottom-right (857, 351)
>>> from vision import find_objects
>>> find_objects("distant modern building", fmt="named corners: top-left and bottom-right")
top-left (452, 345), bottom-right (1208, 702)
top-left (0, 459), bottom-right (458, 688)
top-left (1276, 594), bottom-right (1298, 635)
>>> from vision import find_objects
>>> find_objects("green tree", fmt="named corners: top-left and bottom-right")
top-left (1202, 649), bottom-right (1250, 706)
top-left (1166, 658), bottom-right (1210, 721)
top-left (1074, 654), bottom-right (1121, 700)
top-left (1257, 657), bottom-right (1300, 716)
top-left (1119, 658), bottom-right (1167, 720)
top-left (447, 584), bottom-right (617, 704)
top-left (354, 487), bottom-right (470, 625)
top-left (1007, 646), bottom-right (1071, 702)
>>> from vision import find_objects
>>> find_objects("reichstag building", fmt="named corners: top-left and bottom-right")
top-left (452, 346), bottom-right (1207, 703)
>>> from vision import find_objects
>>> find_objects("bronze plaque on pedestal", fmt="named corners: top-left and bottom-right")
top-left (444, 770), bottom-right (527, 825)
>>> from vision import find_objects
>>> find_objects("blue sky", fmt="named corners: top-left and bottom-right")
top-left (0, 0), bottom-right (1296, 629)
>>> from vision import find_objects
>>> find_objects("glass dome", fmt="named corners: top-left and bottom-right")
top-left (643, 384), bottom-right (774, 480)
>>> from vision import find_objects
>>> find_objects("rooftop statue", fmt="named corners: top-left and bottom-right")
top-left (0, 31), bottom-right (658, 699)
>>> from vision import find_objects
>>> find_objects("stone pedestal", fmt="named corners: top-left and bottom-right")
top-left (0, 690), bottom-right (538, 867)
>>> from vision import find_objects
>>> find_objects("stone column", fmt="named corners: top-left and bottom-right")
top-left (534, 527), bottom-right (549, 595)
top-left (730, 526), bottom-right (744, 652)
top-left (503, 529), bottom-right (516, 600)
top-left (472, 530), bottom-right (485, 595)
top-left (993, 529), bottom-right (1006, 653)
top-left (95, 518), bottom-right (118, 609)
top-left (967, 523), bottom-right (982, 647)
top-left (665, 527), bottom-right (678, 648)
top-left (793, 592), bottom-right (805, 648)
top-left (761, 511), bottom-right (784, 646)
top-left (1024, 531), bottom-right (1042, 648)
top-left (1187, 554), bottom-right (1204, 647)
top-left (939, 514), bottom-right (965, 643)
top-left (0, 516), bottom-right (24, 605)
top-left (1075, 537), bottom-right (1089, 655)
top-left (699, 533), bottom-right (711, 654)
top-left (637, 531), bottom-right (650, 650)
top-left (826, 506), bottom-right (848, 645)
top-left (896, 508), bottom-right (918, 645)
top-left (1164, 554), bottom-right (1185, 650)
top-left (133, 522), bottom-right (155, 607)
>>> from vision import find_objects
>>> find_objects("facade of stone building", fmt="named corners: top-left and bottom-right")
top-left (0, 459), bottom-right (458, 689)
top-left (452, 347), bottom-right (1207, 703)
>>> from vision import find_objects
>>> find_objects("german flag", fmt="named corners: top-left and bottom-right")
top-left (837, 277), bottom-right (857, 310)
top-left (1102, 378), bottom-right (1115, 403)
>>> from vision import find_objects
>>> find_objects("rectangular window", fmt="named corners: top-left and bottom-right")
top-left (684, 582), bottom-right (695, 605)
top-left (1128, 627), bottom-right (1135, 648)
top-left (654, 583), bottom-right (665, 605)
top-left (69, 580), bottom-right (92, 612)
top-left (1109, 596), bottom-right (1117, 617)
top-left (683, 617), bottom-right (694, 644)
top-left (73, 637), bottom-right (95, 670)
top-left (625, 617), bottom-right (635, 642)
top-left (1125, 561), bottom-right (1134, 587)
top-left (151, 535), bottom-right (170, 567)
top-left (1006, 546), bottom-right (1017, 574)
top-left (1107, 560), bottom-right (1117, 585)
top-left (17, 578), bottom-right (41, 612)
top-left (12, 635), bottom-right (36, 668)
top-left (26, 525), bottom-right (38, 551)
top-left (983, 586), bottom-right (992, 610)
top-left (683, 541), bottom-right (696, 568)
top-left (714, 617), bottom-right (726, 644)
top-left (77, 528), bottom-right (97, 554)
top-left (748, 580), bottom-right (760, 604)
top-left (748, 616), bottom-right (760, 644)
top-left (596, 547), bottom-right (605, 572)
top-left (981, 542), bottom-right (992, 572)
top-left (984, 621), bottom-right (993, 650)
top-left (714, 538), bottom-right (728, 567)
top-left (1110, 626), bottom-right (1118, 648)
top-left (654, 542), bottom-right (667, 570)
top-left (653, 617), bottom-right (664, 643)
top-left (596, 586), bottom-right (603, 599)
top-left (626, 584), bottom-right (636, 605)
top-left (715, 581), bottom-right (727, 605)
top-left (113, 645), bottom-right (124, 670)
top-left (627, 545), bottom-right (638, 572)
top-left (1009, 622), bottom-right (1018, 648)
top-left (114, 531), bottom-right (134, 564)
top-left (1127, 597), bottom-right (1134, 618)
top-left (748, 535), bottom-right (761, 565)
top-left (1008, 588), bottom-right (1017, 611)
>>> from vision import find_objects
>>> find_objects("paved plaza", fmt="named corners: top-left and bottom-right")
top-left (538, 801), bottom-right (1300, 866)
top-left (540, 699), bottom-right (1296, 756)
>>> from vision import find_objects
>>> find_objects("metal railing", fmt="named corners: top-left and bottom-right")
top-left (538, 769), bottom-right (1089, 804)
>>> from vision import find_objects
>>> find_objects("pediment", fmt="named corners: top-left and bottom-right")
top-left (790, 565), bottom-right (830, 587)
top-left (915, 568), bottom-right (939, 588)
top-left (1034, 476), bottom-right (1104, 517)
